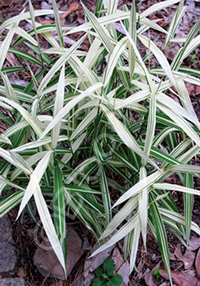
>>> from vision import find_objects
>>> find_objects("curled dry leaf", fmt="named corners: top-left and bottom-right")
top-left (175, 243), bottom-right (195, 270)
top-left (195, 248), bottom-right (200, 276)
top-left (160, 269), bottom-right (200, 286)
top-left (144, 268), bottom-right (157, 286)
top-left (144, 262), bottom-right (161, 286)
top-left (60, 3), bottom-right (79, 19)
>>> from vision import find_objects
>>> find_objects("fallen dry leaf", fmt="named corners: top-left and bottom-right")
top-left (83, 243), bottom-right (115, 286)
top-left (6, 53), bottom-right (17, 67)
top-left (185, 83), bottom-right (195, 95)
top-left (117, 260), bottom-right (130, 286)
top-left (175, 243), bottom-right (195, 270)
top-left (160, 269), bottom-right (200, 286)
top-left (34, 226), bottom-right (83, 279)
top-left (41, 1), bottom-right (51, 10)
top-left (144, 262), bottom-right (161, 286)
top-left (144, 268), bottom-right (157, 286)
top-left (195, 85), bottom-right (200, 94)
top-left (195, 248), bottom-right (200, 276)
top-left (40, 19), bottom-right (55, 25)
top-left (111, 248), bottom-right (124, 272)
top-left (60, 3), bottom-right (79, 19)
top-left (188, 237), bottom-right (200, 251)
top-left (17, 266), bottom-right (27, 278)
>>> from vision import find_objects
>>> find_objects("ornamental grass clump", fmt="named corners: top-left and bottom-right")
top-left (0, 0), bottom-right (200, 283)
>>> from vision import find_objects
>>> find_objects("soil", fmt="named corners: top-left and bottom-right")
top-left (0, 0), bottom-right (200, 286)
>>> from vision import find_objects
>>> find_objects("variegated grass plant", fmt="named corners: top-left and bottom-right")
top-left (0, 0), bottom-right (200, 283)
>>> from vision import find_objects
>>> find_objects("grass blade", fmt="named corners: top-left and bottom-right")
top-left (0, 191), bottom-right (24, 217)
top-left (82, 3), bottom-right (114, 52)
top-left (100, 104), bottom-right (158, 168)
top-left (129, 223), bottom-right (140, 273)
top-left (149, 195), bottom-right (172, 285)
top-left (113, 170), bottom-right (162, 207)
top-left (103, 36), bottom-right (128, 87)
top-left (154, 183), bottom-right (200, 196)
top-left (51, 64), bottom-right (65, 149)
top-left (138, 167), bottom-right (148, 247)
top-left (54, 164), bottom-right (67, 268)
top-left (100, 165), bottom-right (112, 224)
top-left (91, 213), bottom-right (139, 257)
top-left (164, 0), bottom-right (186, 48)
top-left (0, 22), bottom-right (18, 70)
top-left (0, 72), bottom-right (19, 103)
top-left (51, 0), bottom-right (64, 47)
top-left (38, 35), bottom-right (86, 94)
top-left (183, 170), bottom-right (194, 243)
top-left (40, 82), bottom-right (102, 140)
top-left (34, 185), bottom-right (66, 272)
top-left (8, 47), bottom-right (42, 66)
top-left (141, 0), bottom-right (180, 19)
top-left (128, 1), bottom-right (136, 79)
top-left (17, 150), bottom-right (53, 218)
top-left (139, 35), bottom-right (178, 89)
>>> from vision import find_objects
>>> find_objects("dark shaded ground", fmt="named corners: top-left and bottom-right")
top-left (0, 0), bottom-right (200, 285)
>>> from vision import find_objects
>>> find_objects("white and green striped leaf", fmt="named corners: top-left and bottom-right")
top-left (0, 22), bottom-right (18, 70)
top-left (100, 196), bottom-right (138, 240)
top-left (38, 35), bottom-right (86, 94)
top-left (100, 165), bottom-right (111, 224)
top-left (17, 150), bottom-right (53, 218)
top-left (0, 191), bottom-right (24, 217)
top-left (183, 171), bottom-right (193, 243)
top-left (34, 185), bottom-right (66, 273)
top-left (113, 170), bottom-right (162, 207)
top-left (51, 0), bottom-right (64, 47)
top-left (54, 165), bottom-right (67, 265)
top-left (149, 197), bottom-right (172, 285)
top-left (103, 36), bottom-right (128, 87)
top-left (91, 213), bottom-right (139, 257)
top-left (40, 83), bottom-right (102, 140)
top-left (154, 183), bottom-right (200, 196)
top-left (51, 64), bottom-right (65, 149)
top-left (138, 167), bottom-right (148, 248)
top-left (129, 223), bottom-right (141, 273)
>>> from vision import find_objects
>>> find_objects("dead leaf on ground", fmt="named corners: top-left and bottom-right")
top-left (83, 243), bottom-right (115, 286)
top-left (39, 19), bottom-right (55, 25)
top-left (60, 3), bottom-right (79, 19)
top-left (169, 251), bottom-right (177, 260)
top-left (195, 248), bottom-right (200, 276)
top-left (195, 85), bottom-right (200, 95)
top-left (160, 269), bottom-right (200, 286)
top-left (34, 226), bottom-right (83, 280)
top-left (41, 1), bottom-right (51, 10)
top-left (144, 268), bottom-right (157, 286)
top-left (185, 83), bottom-right (195, 95)
top-left (117, 260), bottom-right (130, 286)
top-left (188, 237), bottom-right (200, 251)
top-left (17, 266), bottom-right (27, 278)
top-left (144, 262), bottom-right (162, 286)
top-left (175, 243), bottom-right (195, 270)
top-left (111, 248), bottom-right (124, 271)
top-left (6, 53), bottom-right (18, 67)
